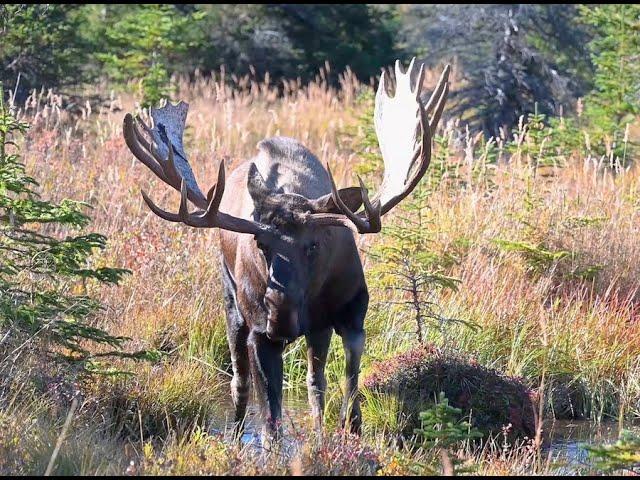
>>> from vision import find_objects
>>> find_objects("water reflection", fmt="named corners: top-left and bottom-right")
top-left (209, 391), bottom-right (310, 451)
top-left (543, 419), bottom-right (635, 474)
top-left (209, 389), bottom-right (638, 474)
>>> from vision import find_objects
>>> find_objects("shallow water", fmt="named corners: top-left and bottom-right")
top-left (209, 392), bottom-right (311, 452)
top-left (209, 392), bottom-right (637, 474)
top-left (543, 419), bottom-right (636, 474)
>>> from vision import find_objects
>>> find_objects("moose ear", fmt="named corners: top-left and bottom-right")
top-left (247, 163), bottom-right (271, 206)
top-left (312, 187), bottom-right (363, 214)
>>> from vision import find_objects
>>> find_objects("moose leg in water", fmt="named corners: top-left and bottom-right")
top-left (221, 261), bottom-right (250, 436)
top-left (248, 330), bottom-right (286, 437)
top-left (335, 288), bottom-right (368, 434)
top-left (306, 328), bottom-right (332, 430)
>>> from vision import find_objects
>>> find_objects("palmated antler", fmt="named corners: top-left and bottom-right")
top-left (307, 58), bottom-right (450, 233)
top-left (123, 102), bottom-right (269, 235)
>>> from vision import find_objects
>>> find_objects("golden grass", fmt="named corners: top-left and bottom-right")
top-left (4, 66), bottom-right (640, 474)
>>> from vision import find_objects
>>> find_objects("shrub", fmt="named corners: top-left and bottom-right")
top-left (363, 345), bottom-right (537, 440)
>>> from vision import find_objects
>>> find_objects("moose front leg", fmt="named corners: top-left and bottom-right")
top-left (335, 288), bottom-right (368, 434)
top-left (247, 330), bottom-right (286, 439)
top-left (306, 328), bottom-right (332, 431)
top-left (340, 329), bottom-right (365, 433)
top-left (221, 261), bottom-right (250, 437)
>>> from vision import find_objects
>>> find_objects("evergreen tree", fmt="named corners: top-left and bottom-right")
top-left (414, 392), bottom-right (483, 475)
top-left (581, 4), bottom-right (640, 164)
top-left (0, 5), bottom-right (88, 100)
top-left (0, 84), bottom-right (136, 369)
top-left (94, 5), bottom-right (199, 107)
top-left (400, 4), bottom-right (592, 135)
top-left (264, 4), bottom-right (399, 82)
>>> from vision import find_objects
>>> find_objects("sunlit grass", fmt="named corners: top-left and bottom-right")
top-left (3, 65), bottom-right (640, 474)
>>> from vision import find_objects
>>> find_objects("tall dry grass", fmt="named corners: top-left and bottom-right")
top-left (3, 65), bottom-right (639, 474)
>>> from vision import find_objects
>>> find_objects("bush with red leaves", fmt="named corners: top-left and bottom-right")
top-left (363, 344), bottom-right (537, 441)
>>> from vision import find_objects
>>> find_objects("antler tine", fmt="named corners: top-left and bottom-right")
top-left (429, 81), bottom-right (450, 132)
top-left (162, 140), bottom-right (185, 194)
top-left (139, 179), bottom-right (209, 228)
top-left (394, 59), bottom-right (404, 84)
top-left (357, 175), bottom-right (381, 232)
top-left (204, 160), bottom-right (227, 204)
top-left (123, 114), bottom-right (169, 184)
top-left (176, 166), bottom-right (230, 228)
top-left (139, 173), bottom-right (213, 228)
top-left (136, 114), bottom-right (154, 136)
top-left (407, 57), bottom-right (416, 76)
top-left (208, 160), bottom-right (226, 215)
top-left (139, 180), bottom-right (206, 228)
top-left (394, 58), bottom-right (412, 92)
top-left (140, 189), bottom-right (181, 223)
top-left (131, 116), bottom-right (154, 154)
top-left (178, 179), bottom-right (191, 223)
top-left (411, 94), bottom-right (433, 181)
top-left (424, 64), bottom-right (450, 115)
top-left (314, 163), bottom-right (382, 234)
top-left (413, 62), bottom-right (426, 99)
top-left (326, 163), bottom-right (366, 229)
top-left (192, 160), bottom-right (226, 224)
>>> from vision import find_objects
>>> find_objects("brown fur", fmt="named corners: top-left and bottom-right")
top-left (217, 137), bottom-right (368, 436)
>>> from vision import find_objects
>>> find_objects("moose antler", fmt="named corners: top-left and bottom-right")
top-left (123, 102), bottom-right (269, 235)
top-left (307, 58), bottom-right (450, 233)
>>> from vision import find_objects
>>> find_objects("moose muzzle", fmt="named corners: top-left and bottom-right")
top-left (264, 289), bottom-right (301, 341)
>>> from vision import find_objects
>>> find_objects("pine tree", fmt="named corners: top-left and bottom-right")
top-left (94, 5), bottom-right (198, 107)
top-left (0, 84), bottom-right (135, 369)
top-left (581, 4), bottom-right (640, 165)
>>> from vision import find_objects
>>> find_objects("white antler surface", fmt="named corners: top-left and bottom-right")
top-left (374, 58), bottom-right (425, 207)
top-left (306, 58), bottom-right (450, 234)
top-left (147, 101), bottom-right (206, 204)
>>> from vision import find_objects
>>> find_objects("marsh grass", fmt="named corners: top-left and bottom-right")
top-left (1, 65), bottom-right (639, 474)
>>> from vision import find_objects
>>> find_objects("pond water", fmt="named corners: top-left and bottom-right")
top-left (209, 392), bottom-right (637, 474)
top-left (209, 392), bottom-right (312, 449)
top-left (543, 419), bottom-right (636, 475)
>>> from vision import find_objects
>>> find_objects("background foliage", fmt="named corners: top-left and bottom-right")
top-left (0, 5), bottom-right (606, 126)
top-left (2, 4), bottom-right (638, 147)
top-left (0, 5), bottom-right (87, 98)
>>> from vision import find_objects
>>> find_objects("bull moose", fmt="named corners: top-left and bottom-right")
top-left (122, 58), bottom-right (449, 438)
